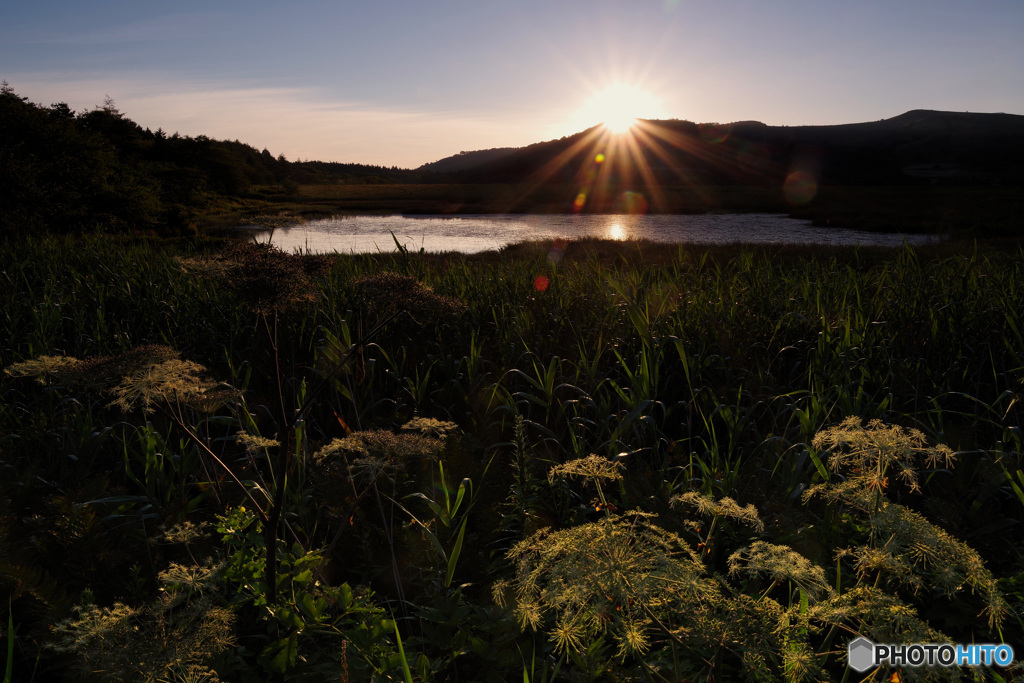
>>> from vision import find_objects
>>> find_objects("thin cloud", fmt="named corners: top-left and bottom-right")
top-left (4, 12), bottom-right (228, 45)
top-left (6, 75), bottom-right (544, 167)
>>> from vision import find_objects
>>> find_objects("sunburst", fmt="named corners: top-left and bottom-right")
top-left (509, 85), bottom-right (746, 216)
top-left (573, 83), bottom-right (665, 135)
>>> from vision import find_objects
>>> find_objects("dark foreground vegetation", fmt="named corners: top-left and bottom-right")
top-left (2, 234), bottom-right (1023, 681)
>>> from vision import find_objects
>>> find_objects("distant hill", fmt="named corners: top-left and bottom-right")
top-left (423, 110), bottom-right (1024, 190)
top-left (418, 147), bottom-right (519, 173)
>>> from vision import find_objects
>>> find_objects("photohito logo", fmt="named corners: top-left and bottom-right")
top-left (848, 637), bottom-right (1015, 672)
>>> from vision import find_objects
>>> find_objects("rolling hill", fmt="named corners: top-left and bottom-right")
top-left (421, 110), bottom-right (1024, 189)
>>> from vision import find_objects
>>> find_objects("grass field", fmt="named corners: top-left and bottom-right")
top-left (1, 234), bottom-right (1022, 680)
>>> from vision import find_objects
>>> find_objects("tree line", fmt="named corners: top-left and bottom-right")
top-left (0, 84), bottom-right (433, 235)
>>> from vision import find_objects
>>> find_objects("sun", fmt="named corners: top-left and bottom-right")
top-left (575, 83), bottom-right (665, 134)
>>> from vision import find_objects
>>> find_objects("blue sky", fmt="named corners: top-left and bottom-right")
top-left (3, 0), bottom-right (1022, 167)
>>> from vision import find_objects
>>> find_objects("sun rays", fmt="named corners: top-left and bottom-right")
top-left (514, 117), bottom-right (703, 216)
top-left (572, 82), bottom-right (666, 135)
top-left (495, 78), bottom-right (779, 218)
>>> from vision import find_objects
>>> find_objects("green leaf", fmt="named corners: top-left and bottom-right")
top-left (445, 516), bottom-right (469, 588)
top-left (393, 619), bottom-right (414, 683)
top-left (415, 653), bottom-right (431, 680)
top-left (275, 606), bottom-right (304, 630)
top-left (298, 592), bottom-right (319, 620)
top-left (807, 448), bottom-right (829, 482)
top-left (338, 583), bottom-right (354, 609)
top-left (4, 602), bottom-right (14, 683)
top-left (259, 633), bottom-right (299, 674)
top-left (451, 478), bottom-right (470, 517)
top-left (293, 569), bottom-right (313, 587)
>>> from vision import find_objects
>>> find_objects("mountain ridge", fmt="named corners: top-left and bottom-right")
top-left (418, 109), bottom-right (1024, 186)
top-left (412, 109), bottom-right (1024, 201)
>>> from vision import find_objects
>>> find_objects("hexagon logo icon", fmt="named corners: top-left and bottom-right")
top-left (848, 637), bottom-right (876, 672)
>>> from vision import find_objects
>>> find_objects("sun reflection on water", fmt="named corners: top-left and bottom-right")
top-left (607, 223), bottom-right (627, 240)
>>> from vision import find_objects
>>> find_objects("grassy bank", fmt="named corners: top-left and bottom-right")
top-left (1, 235), bottom-right (1022, 681)
top-left (215, 183), bottom-right (1024, 242)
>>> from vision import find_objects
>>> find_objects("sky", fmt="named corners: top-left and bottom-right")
top-left (3, 0), bottom-right (1023, 168)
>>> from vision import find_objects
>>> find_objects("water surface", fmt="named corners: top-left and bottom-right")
top-left (253, 214), bottom-right (936, 254)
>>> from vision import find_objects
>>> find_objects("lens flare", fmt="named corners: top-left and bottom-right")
top-left (547, 239), bottom-right (566, 265)
top-left (595, 153), bottom-right (606, 164)
top-left (783, 171), bottom-right (818, 205)
top-left (534, 275), bottom-right (550, 292)
top-left (573, 192), bottom-right (587, 213)
top-left (618, 191), bottom-right (648, 215)
top-left (699, 123), bottom-right (731, 144)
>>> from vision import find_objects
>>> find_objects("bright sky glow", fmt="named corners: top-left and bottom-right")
top-left (2, 1), bottom-right (1022, 167)
top-left (573, 83), bottom-right (667, 134)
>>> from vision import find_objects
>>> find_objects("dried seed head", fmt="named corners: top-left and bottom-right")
top-left (549, 454), bottom-right (624, 484)
top-left (235, 431), bottom-right (280, 455)
top-left (6, 345), bottom-right (233, 414)
top-left (351, 272), bottom-right (466, 321)
top-left (189, 242), bottom-right (328, 313)
top-left (505, 511), bottom-right (715, 659)
top-left (671, 491), bottom-right (764, 533)
top-left (727, 541), bottom-right (833, 600)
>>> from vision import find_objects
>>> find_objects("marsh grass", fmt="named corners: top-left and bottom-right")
top-left (1, 234), bottom-right (1023, 680)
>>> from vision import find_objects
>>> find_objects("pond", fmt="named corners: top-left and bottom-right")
top-left (251, 213), bottom-right (938, 254)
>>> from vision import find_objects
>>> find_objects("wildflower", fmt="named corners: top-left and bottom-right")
top-left (401, 417), bottom-right (459, 438)
top-left (50, 596), bottom-right (235, 682)
top-left (808, 418), bottom-right (1007, 631)
top-left (235, 431), bottom-right (280, 455)
top-left (109, 357), bottom-right (223, 413)
top-left (311, 428), bottom-right (447, 495)
top-left (504, 510), bottom-right (717, 659)
top-left (548, 454), bottom-right (624, 484)
top-left (6, 345), bottom-right (234, 414)
top-left (671, 491), bottom-right (764, 533)
top-left (811, 416), bottom-right (955, 495)
top-left (160, 521), bottom-right (208, 545)
top-left (4, 354), bottom-right (82, 385)
top-left (728, 541), bottom-right (833, 600)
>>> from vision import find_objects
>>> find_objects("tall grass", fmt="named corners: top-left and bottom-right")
top-left (1, 234), bottom-right (1022, 680)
